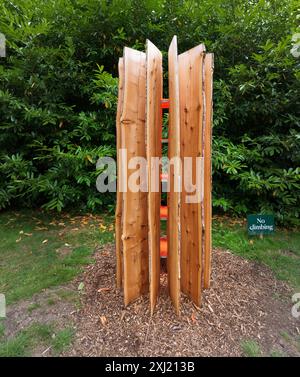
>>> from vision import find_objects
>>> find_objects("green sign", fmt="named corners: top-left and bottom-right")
top-left (247, 214), bottom-right (275, 235)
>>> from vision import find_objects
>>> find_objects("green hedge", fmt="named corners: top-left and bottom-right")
top-left (0, 0), bottom-right (299, 224)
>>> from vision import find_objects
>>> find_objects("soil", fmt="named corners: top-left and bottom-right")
top-left (3, 244), bottom-right (299, 356)
top-left (4, 285), bottom-right (77, 340)
top-left (64, 244), bottom-right (300, 357)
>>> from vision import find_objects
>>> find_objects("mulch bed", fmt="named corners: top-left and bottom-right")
top-left (65, 244), bottom-right (300, 356)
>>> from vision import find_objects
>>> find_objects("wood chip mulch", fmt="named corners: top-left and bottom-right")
top-left (65, 244), bottom-right (300, 356)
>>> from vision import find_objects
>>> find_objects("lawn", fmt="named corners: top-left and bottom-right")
top-left (0, 210), bottom-right (299, 356)
top-left (213, 217), bottom-right (300, 290)
top-left (0, 322), bottom-right (74, 357)
top-left (0, 210), bottom-right (114, 304)
top-left (1, 211), bottom-right (299, 306)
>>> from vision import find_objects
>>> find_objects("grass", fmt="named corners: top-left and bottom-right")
top-left (0, 210), bottom-right (299, 357)
top-left (0, 321), bottom-right (5, 339)
top-left (0, 322), bottom-right (74, 357)
top-left (56, 288), bottom-right (78, 302)
top-left (280, 330), bottom-right (300, 353)
top-left (280, 331), bottom-right (291, 342)
top-left (47, 298), bottom-right (56, 306)
top-left (270, 350), bottom-right (285, 357)
top-left (27, 303), bottom-right (41, 313)
top-left (240, 339), bottom-right (262, 357)
top-left (0, 323), bottom-right (52, 357)
top-left (56, 288), bottom-right (81, 308)
top-left (1, 210), bottom-right (299, 305)
top-left (213, 218), bottom-right (300, 289)
top-left (0, 210), bottom-right (114, 304)
top-left (51, 327), bottom-right (74, 354)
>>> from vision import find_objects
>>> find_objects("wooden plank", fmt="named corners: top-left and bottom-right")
top-left (203, 53), bottom-right (214, 289)
top-left (167, 36), bottom-right (181, 315)
top-left (179, 44), bottom-right (205, 306)
top-left (115, 58), bottom-right (124, 288)
top-left (121, 47), bottom-right (149, 306)
top-left (146, 40), bottom-right (162, 314)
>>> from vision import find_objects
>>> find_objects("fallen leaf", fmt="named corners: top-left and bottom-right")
top-left (42, 239), bottom-right (48, 244)
top-left (16, 237), bottom-right (22, 243)
top-left (207, 303), bottom-right (214, 313)
top-left (24, 233), bottom-right (33, 237)
top-left (100, 315), bottom-right (107, 326)
top-left (35, 226), bottom-right (48, 231)
top-left (78, 282), bottom-right (84, 291)
top-left (19, 230), bottom-right (24, 234)
top-left (97, 287), bottom-right (110, 293)
top-left (249, 239), bottom-right (254, 245)
top-left (191, 312), bottom-right (196, 323)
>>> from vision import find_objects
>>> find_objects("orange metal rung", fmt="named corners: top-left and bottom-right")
top-left (161, 98), bottom-right (169, 109)
top-left (160, 173), bottom-right (168, 181)
top-left (160, 236), bottom-right (167, 258)
top-left (160, 99), bottom-right (169, 258)
top-left (160, 205), bottom-right (168, 220)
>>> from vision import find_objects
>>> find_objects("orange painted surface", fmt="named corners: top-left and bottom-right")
top-left (160, 237), bottom-right (168, 258)
top-left (161, 98), bottom-right (170, 109)
top-left (160, 173), bottom-right (168, 181)
top-left (160, 205), bottom-right (168, 219)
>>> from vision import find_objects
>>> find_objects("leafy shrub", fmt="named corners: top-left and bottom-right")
top-left (0, 0), bottom-right (299, 224)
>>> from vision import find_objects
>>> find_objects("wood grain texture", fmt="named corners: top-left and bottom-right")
top-left (121, 47), bottom-right (149, 306)
top-left (146, 40), bottom-right (162, 315)
top-left (179, 44), bottom-right (205, 306)
top-left (203, 53), bottom-right (214, 289)
top-left (115, 58), bottom-right (124, 288)
top-left (167, 36), bottom-right (181, 315)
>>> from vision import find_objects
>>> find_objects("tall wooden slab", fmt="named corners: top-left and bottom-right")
top-left (121, 47), bottom-right (149, 306)
top-left (115, 36), bottom-right (213, 314)
top-left (203, 53), bottom-right (214, 289)
top-left (179, 44), bottom-right (205, 306)
top-left (115, 58), bottom-right (124, 288)
top-left (167, 36), bottom-right (181, 314)
top-left (146, 40), bottom-right (163, 314)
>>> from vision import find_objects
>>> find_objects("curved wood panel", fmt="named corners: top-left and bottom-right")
top-left (179, 44), bottom-right (205, 306)
top-left (167, 36), bottom-right (181, 315)
top-left (146, 40), bottom-right (163, 314)
top-left (115, 58), bottom-right (124, 288)
top-left (203, 53), bottom-right (214, 289)
top-left (121, 47), bottom-right (148, 306)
